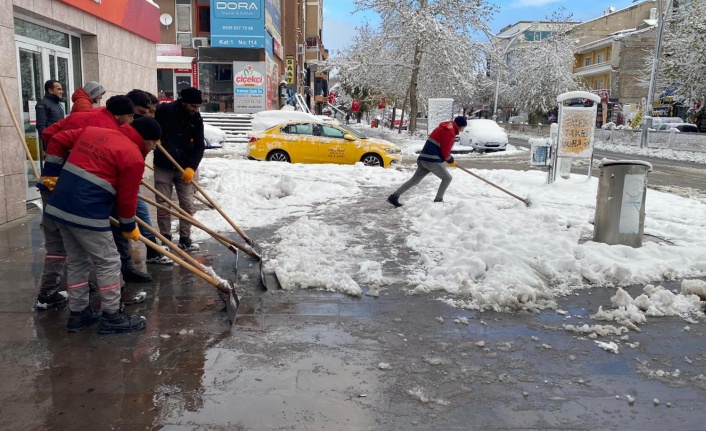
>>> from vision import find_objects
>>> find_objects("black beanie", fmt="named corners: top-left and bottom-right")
top-left (180, 87), bottom-right (203, 104)
top-left (126, 89), bottom-right (151, 109)
top-left (106, 95), bottom-right (135, 115)
top-left (454, 116), bottom-right (468, 128)
top-left (131, 117), bottom-right (162, 141)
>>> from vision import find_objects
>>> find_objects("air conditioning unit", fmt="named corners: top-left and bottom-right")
top-left (649, 8), bottom-right (657, 21)
top-left (297, 44), bottom-right (305, 55)
top-left (192, 37), bottom-right (209, 49)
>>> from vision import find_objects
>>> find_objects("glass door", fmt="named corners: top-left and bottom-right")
top-left (175, 74), bottom-right (192, 95)
top-left (17, 44), bottom-right (44, 201)
top-left (16, 41), bottom-right (74, 202)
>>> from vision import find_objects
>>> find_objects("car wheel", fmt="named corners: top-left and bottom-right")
top-left (361, 153), bottom-right (383, 167)
top-left (267, 150), bottom-right (290, 163)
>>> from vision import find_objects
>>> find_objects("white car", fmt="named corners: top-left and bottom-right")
top-left (204, 123), bottom-right (227, 149)
top-left (458, 119), bottom-right (508, 152)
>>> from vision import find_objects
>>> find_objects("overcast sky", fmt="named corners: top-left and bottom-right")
top-left (323, 0), bottom-right (641, 56)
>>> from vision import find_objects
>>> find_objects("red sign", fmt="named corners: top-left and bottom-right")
top-left (591, 89), bottom-right (610, 103)
top-left (58, 0), bottom-right (160, 43)
top-left (351, 99), bottom-right (360, 112)
top-left (328, 93), bottom-right (336, 104)
top-left (192, 62), bottom-right (198, 89)
top-left (174, 68), bottom-right (191, 74)
top-left (378, 98), bottom-right (386, 110)
top-left (273, 39), bottom-right (283, 59)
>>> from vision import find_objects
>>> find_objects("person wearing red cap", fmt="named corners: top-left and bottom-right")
top-left (387, 116), bottom-right (467, 207)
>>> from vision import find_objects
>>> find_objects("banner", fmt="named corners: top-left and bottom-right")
top-left (211, 0), bottom-right (265, 48)
top-left (557, 107), bottom-right (596, 158)
top-left (233, 61), bottom-right (266, 113)
top-left (285, 56), bottom-right (295, 85)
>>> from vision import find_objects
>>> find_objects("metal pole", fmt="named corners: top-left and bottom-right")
top-left (492, 63), bottom-right (501, 122)
top-left (640, 0), bottom-right (671, 148)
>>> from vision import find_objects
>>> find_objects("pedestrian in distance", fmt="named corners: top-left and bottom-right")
top-left (41, 117), bottom-right (162, 334)
top-left (35, 80), bottom-right (65, 150)
top-left (387, 116), bottom-right (467, 207)
top-left (153, 87), bottom-right (205, 252)
top-left (35, 95), bottom-right (136, 310)
top-left (346, 112), bottom-right (351, 125)
top-left (70, 81), bottom-right (106, 113)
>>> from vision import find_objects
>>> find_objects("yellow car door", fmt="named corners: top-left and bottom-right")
top-left (315, 123), bottom-right (358, 165)
top-left (280, 123), bottom-right (318, 163)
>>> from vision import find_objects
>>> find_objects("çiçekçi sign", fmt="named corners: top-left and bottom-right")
top-left (210, 0), bottom-right (265, 48)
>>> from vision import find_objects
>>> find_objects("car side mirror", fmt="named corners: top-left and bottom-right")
top-left (343, 134), bottom-right (356, 141)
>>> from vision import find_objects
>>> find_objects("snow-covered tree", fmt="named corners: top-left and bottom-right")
top-left (502, 11), bottom-right (581, 115)
top-left (659, 0), bottom-right (706, 102)
top-left (327, 0), bottom-right (495, 132)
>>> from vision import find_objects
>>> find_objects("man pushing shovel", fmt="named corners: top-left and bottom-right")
top-left (387, 116), bottom-right (467, 207)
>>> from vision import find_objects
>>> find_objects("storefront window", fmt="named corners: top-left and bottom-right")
top-left (14, 18), bottom-right (69, 47)
top-left (199, 63), bottom-right (233, 112)
top-left (157, 69), bottom-right (174, 101)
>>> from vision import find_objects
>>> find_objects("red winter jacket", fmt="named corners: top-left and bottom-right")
top-left (44, 126), bottom-right (147, 233)
top-left (418, 121), bottom-right (459, 163)
top-left (70, 88), bottom-right (94, 114)
top-left (41, 107), bottom-right (120, 146)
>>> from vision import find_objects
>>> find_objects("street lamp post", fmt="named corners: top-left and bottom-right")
top-left (485, 23), bottom-right (535, 122)
top-left (640, 0), bottom-right (672, 148)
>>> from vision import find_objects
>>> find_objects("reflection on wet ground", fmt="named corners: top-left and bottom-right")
top-left (0, 205), bottom-right (704, 430)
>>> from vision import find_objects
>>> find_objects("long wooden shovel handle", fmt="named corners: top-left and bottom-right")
top-left (135, 216), bottom-right (204, 272)
top-left (156, 143), bottom-right (254, 245)
top-left (144, 164), bottom-right (213, 209)
top-left (0, 79), bottom-right (41, 180)
top-left (456, 165), bottom-right (530, 207)
top-left (139, 193), bottom-right (253, 258)
top-left (109, 217), bottom-right (230, 294)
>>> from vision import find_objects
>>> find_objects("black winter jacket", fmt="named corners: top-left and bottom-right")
top-left (153, 100), bottom-right (205, 171)
top-left (35, 93), bottom-right (65, 149)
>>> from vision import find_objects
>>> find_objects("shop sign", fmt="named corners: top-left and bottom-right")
top-left (192, 63), bottom-right (198, 89)
top-left (591, 89), bottom-right (610, 102)
top-left (557, 107), bottom-right (596, 158)
top-left (211, 0), bottom-right (265, 48)
top-left (233, 61), bottom-right (266, 113)
top-left (264, 0), bottom-right (282, 46)
top-left (157, 44), bottom-right (182, 56)
top-left (273, 38), bottom-right (282, 59)
top-left (58, 0), bottom-right (159, 42)
top-left (174, 68), bottom-right (191, 73)
top-left (285, 56), bottom-right (295, 85)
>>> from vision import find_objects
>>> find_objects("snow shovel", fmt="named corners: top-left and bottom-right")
top-left (155, 143), bottom-right (261, 250)
top-left (110, 217), bottom-right (239, 325)
top-left (456, 165), bottom-right (531, 207)
top-left (144, 164), bottom-right (214, 209)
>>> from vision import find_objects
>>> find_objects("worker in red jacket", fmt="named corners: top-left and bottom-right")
top-left (387, 116), bottom-right (467, 207)
top-left (69, 81), bottom-right (106, 113)
top-left (41, 118), bottom-right (162, 334)
top-left (34, 95), bottom-right (135, 311)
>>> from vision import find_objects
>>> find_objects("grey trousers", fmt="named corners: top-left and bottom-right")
top-left (392, 160), bottom-right (452, 201)
top-left (58, 224), bottom-right (122, 313)
top-left (39, 190), bottom-right (66, 293)
top-left (154, 166), bottom-right (194, 239)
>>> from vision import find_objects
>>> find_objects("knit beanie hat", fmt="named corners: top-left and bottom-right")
top-left (106, 95), bottom-right (135, 116)
top-left (126, 89), bottom-right (151, 109)
top-left (180, 87), bottom-right (203, 104)
top-left (454, 116), bottom-right (468, 128)
top-left (131, 117), bottom-right (162, 141)
top-left (83, 81), bottom-right (106, 99)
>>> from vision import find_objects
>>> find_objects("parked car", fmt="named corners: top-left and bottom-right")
top-left (508, 116), bottom-right (528, 124)
top-left (383, 111), bottom-right (409, 129)
top-left (203, 123), bottom-right (227, 149)
top-left (248, 121), bottom-right (401, 167)
top-left (655, 123), bottom-right (699, 133)
top-left (458, 119), bottom-right (508, 152)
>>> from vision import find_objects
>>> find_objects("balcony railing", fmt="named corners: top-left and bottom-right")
top-left (574, 61), bottom-right (612, 76)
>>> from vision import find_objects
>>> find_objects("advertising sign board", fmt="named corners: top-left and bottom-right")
top-left (211, 0), bottom-right (265, 48)
top-left (557, 107), bottom-right (596, 158)
top-left (233, 61), bottom-right (266, 113)
top-left (285, 56), bottom-right (295, 85)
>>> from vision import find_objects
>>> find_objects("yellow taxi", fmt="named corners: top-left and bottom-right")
top-left (247, 121), bottom-right (401, 168)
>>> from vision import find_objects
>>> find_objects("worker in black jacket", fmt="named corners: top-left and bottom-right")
top-left (153, 87), bottom-right (205, 252)
top-left (35, 80), bottom-right (65, 150)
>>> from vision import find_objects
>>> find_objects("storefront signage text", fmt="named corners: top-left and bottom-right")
top-left (557, 107), bottom-right (596, 159)
top-left (211, 0), bottom-right (265, 48)
top-left (285, 56), bottom-right (295, 85)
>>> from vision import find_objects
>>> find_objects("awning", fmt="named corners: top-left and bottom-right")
top-left (156, 55), bottom-right (194, 69)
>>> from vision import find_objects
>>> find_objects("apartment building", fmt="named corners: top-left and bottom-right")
top-left (1, 0), bottom-right (159, 223)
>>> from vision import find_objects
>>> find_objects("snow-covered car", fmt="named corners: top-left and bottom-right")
top-left (315, 115), bottom-right (341, 125)
top-left (458, 119), bottom-right (508, 152)
top-left (203, 123), bottom-right (227, 149)
top-left (655, 123), bottom-right (699, 133)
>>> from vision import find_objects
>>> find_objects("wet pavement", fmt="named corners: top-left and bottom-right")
top-left (1, 187), bottom-right (706, 430)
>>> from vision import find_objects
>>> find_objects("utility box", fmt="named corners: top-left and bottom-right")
top-left (593, 160), bottom-right (652, 247)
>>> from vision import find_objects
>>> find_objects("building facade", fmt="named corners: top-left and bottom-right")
top-left (1, 0), bottom-right (159, 225)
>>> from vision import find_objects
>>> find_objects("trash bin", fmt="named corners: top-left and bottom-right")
top-left (593, 160), bottom-right (652, 247)
top-left (371, 119), bottom-right (377, 128)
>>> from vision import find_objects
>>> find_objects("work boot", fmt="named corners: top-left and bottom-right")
top-left (121, 265), bottom-right (153, 283)
top-left (434, 198), bottom-right (444, 203)
top-left (146, 246), bottom-right (174, 265)
top-left (66, 306), bottom-right (102, 333)
top-left (36, 289), bottom-right (68, 310)
top-left (178, 236), bottom-right (200, 252)
top-left (387, 194), bottom-right (403, 208)
top-left (98, 311), bottom-right (147, 334)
